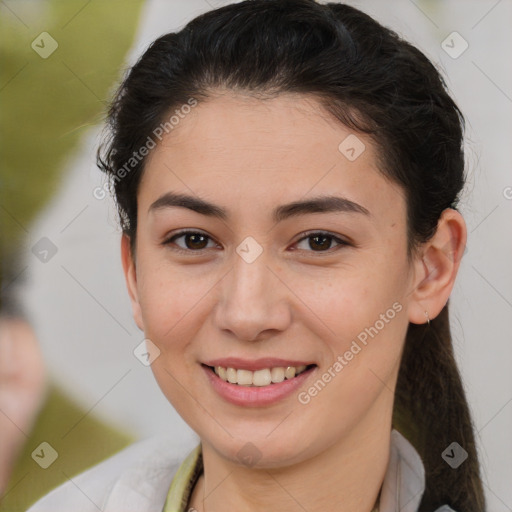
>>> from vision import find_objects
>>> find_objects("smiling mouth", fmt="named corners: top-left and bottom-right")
top-left (204, 364), bottom-right (316, 387)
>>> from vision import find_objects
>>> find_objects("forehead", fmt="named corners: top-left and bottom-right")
top-left (148, 92), bottom-right (362, 170)
top-left (139, 92), bottom-right (405, 225)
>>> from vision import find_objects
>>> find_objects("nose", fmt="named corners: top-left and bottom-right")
top-left (213, 251), bottom-right (291, 342)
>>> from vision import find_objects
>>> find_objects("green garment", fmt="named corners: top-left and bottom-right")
top-left (163, 444), bottom-right (202, 512)
top-left (0, 382), bottom-right (134, 511)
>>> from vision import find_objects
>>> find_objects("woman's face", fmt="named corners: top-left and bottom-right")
top-left (123, 92), bottom-right (420, 467)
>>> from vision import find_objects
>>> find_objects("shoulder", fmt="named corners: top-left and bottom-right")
top-left (26, 435), bottom-right (185, 512)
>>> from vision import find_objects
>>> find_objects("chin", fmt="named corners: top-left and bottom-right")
top-left (200, 427), bottom-right (317, 470)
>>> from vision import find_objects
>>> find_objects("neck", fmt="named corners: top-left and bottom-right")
top-left (190, 393), bottom-right (393, 512)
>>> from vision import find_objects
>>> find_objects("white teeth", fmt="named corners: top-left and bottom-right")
top-left (216, 366), bottom-right (227, 381)
top-left (284, 366), bottom-right (296, 379)
top-left (270, 367), bottom-right (285, 383)
top-left (253, 369), bottom-right (272, 386)
top-left (213, 364), bottom-right (310, 386)
top-left (226, 367), bottom-right (237, 383)
top-left (237, 369), bottom-right (253, 386)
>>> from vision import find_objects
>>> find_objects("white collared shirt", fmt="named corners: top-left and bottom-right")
top-left (26, 429), bottom-right (456, 512)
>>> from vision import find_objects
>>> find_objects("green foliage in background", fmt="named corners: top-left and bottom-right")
top-left (0, 1), bottom-right (144, 508)
top-left (0, 0), bottom-right (144, 292)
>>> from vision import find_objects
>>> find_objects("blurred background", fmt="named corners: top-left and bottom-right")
top-left (1, 0), bottom-right (511, 509)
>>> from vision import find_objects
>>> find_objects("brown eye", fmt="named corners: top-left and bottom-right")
top-left (164, 231), bottom-right (216, 252)
top-left (183, 233), bottom-right (209, 250)
top-left (294, 231), bottom-right (348, 253)
top-left (308, 234), bottom-right (332, 251)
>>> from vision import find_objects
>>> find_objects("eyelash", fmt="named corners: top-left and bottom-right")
top-left (162, 229), bottom-right (350, 256)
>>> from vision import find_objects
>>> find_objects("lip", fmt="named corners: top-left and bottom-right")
top-left (202, 363), bottom-right (317, 407)
top-left (203, 357), bottom-right (314, 372)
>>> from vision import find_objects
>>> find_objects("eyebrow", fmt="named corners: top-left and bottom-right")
top-left (148, 192), bottom-right (370, 223)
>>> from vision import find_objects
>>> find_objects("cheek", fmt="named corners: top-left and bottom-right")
top-left (136, 257), bottom-right (216, 349)
top-left (298, 301), bottom-right (408, 428)
top-left (292, 264), bottom-right (400, 336)
top-left (297, 255), bottom-right (409, 372)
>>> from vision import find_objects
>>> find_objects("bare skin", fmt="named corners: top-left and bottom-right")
top-left (121, 92), bottom-right (466, 511)
top-left (0, 316), bottom-right (47, 496)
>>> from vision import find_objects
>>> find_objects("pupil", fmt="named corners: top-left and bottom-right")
top-left (311, 235), bottom-right (330, 251)
top-left (184, 234), bottom-right (332, 251)
top-left (187, 234), bottom-right (207, 249)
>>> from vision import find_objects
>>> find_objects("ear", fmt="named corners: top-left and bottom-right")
top-left (121, 233), bottom-right (144, 331)
top-left (408, 208), bottom-right (467, 324)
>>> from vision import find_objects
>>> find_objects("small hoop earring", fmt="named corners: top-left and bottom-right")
top-left (424, 310), bottom-right (430, 326)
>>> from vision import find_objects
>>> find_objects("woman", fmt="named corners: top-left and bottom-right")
top-left (27, 1), bottom-right (486, 511)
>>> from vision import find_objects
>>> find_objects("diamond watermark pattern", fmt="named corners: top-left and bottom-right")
top-left (236, 442), bottom-right (262, 467)
top-left (133, 338), bottom-right (161, 366)
top-left (236, 236), bottom-right (263, 264)
top-left (338, 134), bottom-right (366, 161)
top-left (31, 442), bottom-right (58, 469)
top-left (441, 32), bottom-right (468, 59)
top-left (442, 442), bottom-right (468, 468)
top-left (31, 32), bottom-right (58, 59)
top-left (31, 237), bottom-right (58, 263)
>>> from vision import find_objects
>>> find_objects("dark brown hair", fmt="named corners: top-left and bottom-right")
top-left (97, 1), bottom-right (486, 509)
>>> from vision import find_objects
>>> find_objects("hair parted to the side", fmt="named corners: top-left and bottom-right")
top-left (97, 1), bottom-right (485, 509)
